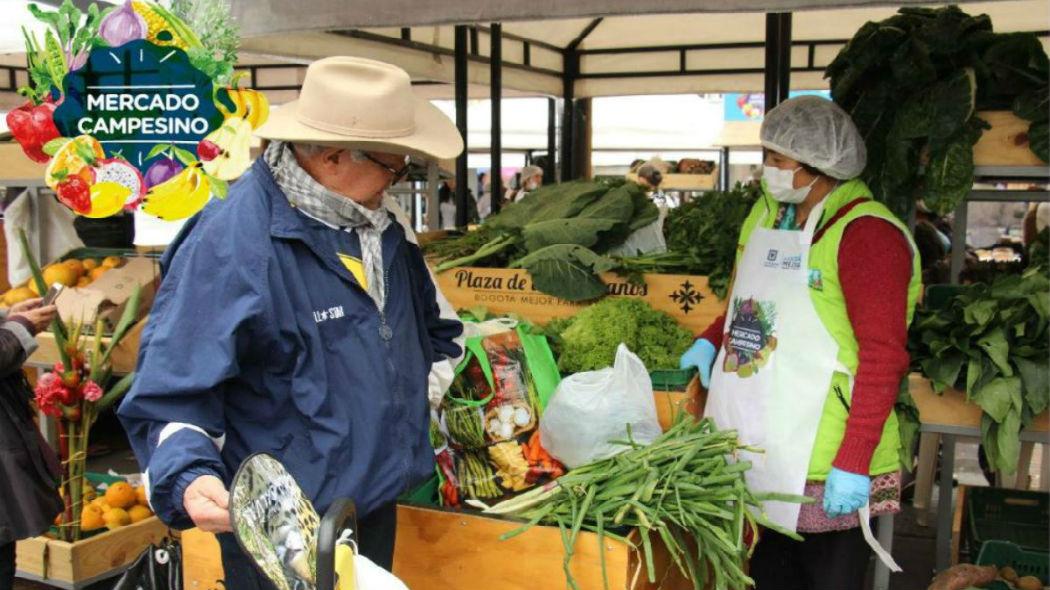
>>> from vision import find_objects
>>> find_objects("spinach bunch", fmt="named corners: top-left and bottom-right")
top-left (826, 5), bottom-right (1049, 217)
top-left (908, 264), bottom-right (1049, 474)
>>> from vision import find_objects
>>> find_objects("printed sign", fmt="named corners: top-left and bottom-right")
top-left (723, 90), bottom-right (832, 122)
top-left (723, 296), bottom-right (777, 378)
top-left (8, 0), bottom-right (267, 220)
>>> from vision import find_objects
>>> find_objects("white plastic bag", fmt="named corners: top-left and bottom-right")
top-left (540, 344), bottom-right (662, 468)
top-left (607, 206), bottom-right (668, 257)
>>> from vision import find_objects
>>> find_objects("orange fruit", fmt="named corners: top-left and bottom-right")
top-left (63, 259), bottom-right (85, 277)
top-left (82, 258), bottom-right (100, 271)
top-left (42, 263), bottom-right (78, 288)
top-left (102, 507), bottom-right (130, 530)
top-left (134, 485), bottom-right (148, 506)
top-left (81, 504), bottom-right (105, 531)
top-left (104, 481), bottom-right (136, 509)
top-left (89, 267), bottom-right (108, 281)
top-left (76, 276), bottom-right (91, 288)
top-left (127, 505), bottom-right (152, 523)
top-left (90, 497), bottom-right (111, 512)
top-left (101, 256), bottom-right (124, 269)
top-left (45, 135), bottom-right (104, 191)
top-left (4, 286), bottom-right (35, 306)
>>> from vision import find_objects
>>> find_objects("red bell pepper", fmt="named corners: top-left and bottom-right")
top-left (6, 100), bottom-right (60, 163)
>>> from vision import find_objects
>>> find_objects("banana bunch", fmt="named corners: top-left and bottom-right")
top-left (142, 164), bottom-right (212, 220)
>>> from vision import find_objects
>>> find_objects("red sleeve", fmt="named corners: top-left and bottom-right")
top-left (699, 314), bottom-right (726, 350)
top-left (832, 217), bottom-right (913, 475)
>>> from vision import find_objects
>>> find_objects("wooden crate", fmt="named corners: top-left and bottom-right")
top-left (973, 111), bottom-right (1047, 167)
top-left (27, 317), bottom-right (146, 374)
top-left (627, 172), bottom-right (718, 191)
top-left (654, 377), bottom-right (704, 432)
top-left (393, 504), bottom-right (697, 590)
top-left (182, 528), bottom-right (225, 590)
top-left (16, 516), bottom-right (168, 587)
top-left (909, 374), bottom-right (1049, 432)
top-left (435, 267), bottom-right (723, 334)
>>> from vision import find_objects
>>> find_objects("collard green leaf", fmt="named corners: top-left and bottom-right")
top-left (995, 408), bottom-right (1022, 475)
top-left (523, 182), bottom-right (607, 225)
top-left (1014, 357), bottom-right (1050, 415)
top-left (577, 184), bottom-right (635, 225)
top-left (921, 353), bottom-right (965, 391)
top-left (963, 299), bottom-right (997, 327)
top-left (976, 327), bottom-right (1013, 377)
top-left (970, 376), bottom-right (1021, 422)
top-left (522, 218), bottom-right (622, 253)
top-left (512, 244), bottom-right (614, 302)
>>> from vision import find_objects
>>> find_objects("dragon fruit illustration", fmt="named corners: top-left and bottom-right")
top-left (94, 158), bottom-right (146, 208)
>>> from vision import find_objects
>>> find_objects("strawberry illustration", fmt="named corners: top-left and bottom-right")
top-left (56, 176), bottom-right (92, 214)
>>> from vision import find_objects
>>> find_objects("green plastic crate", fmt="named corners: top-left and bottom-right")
top-left (400, 476), bottom-right (439, 507)
top-left (976, 541), bottom-right (1049, 584)
top-left (650, 368), bottom-right (696, 392)
top-left (967, 487), bottom-right (1049, 555)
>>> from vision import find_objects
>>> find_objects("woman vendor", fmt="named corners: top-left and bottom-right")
top-left (680, 95), bottom-right (920, 589)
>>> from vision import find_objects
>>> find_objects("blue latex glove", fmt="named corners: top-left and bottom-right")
top-left (679, 338), bottom-right (717, 388)
top-left (823, 467), bottom-right (870, 518)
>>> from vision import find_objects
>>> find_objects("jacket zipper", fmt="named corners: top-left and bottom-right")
top-left (834, 384), bottom-right (851, 413)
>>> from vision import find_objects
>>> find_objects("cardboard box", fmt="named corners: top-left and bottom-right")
top-left (55, 257), bottom-right (158, 332)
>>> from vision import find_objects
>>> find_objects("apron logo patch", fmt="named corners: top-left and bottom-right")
top-left (808, 269), bottom-right (824, 291)
top-left (313, 306), bottom-right (345, 324)
top-left (764, 249), bottom-right (801, 270)
top-left (724, 297), bottom-right (777, 378)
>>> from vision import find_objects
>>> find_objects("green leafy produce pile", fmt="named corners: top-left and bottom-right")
top-left (826, 5), bottom-right (1049, 217)
top-left (544, 298), bottom-right (694, 374)
top-left (426, 180), bottom-right (659, 301)
top-left (905, 247), bottom-right (1049, 474)
top-left (617, 183), bottom-right (760, 299)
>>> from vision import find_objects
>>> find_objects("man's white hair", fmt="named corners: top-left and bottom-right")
top-left (292, 142), bottom-right (367, 161)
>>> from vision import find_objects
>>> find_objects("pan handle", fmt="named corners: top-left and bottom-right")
top-left (316, 498), bottom-right (358, 590)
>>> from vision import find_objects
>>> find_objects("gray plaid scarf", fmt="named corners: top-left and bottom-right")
top-left (265, 141), bottom-right (391, 310)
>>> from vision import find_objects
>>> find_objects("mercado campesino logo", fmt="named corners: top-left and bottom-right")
top-left (723, 297), bottom-right (777, 378)
top-left (8, 0), bottom-right (267, 220)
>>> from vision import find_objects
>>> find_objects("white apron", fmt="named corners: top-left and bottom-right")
top-left (705, 198), bottom-right (838, 532)
top-left (704, 198), bottom-right (902, 572)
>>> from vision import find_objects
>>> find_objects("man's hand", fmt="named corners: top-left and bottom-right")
top-left (10, 300), bottom-right (58, 333)
top-left (183, 475), bottom-right (232, 533)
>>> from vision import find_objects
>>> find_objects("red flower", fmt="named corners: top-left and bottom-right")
top-left (34, 373), bottom-right (65, 418)
top-left (54, 361), bottom-right (65, 373)
top-left (82, 381), bottom-right (103, 403)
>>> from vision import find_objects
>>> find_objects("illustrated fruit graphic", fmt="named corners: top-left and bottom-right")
top-left (81, 504), bottom-right (105, 531)
top-left (82, 258), bottom-right (100, 271)
top-left (767, 335), bottom-right (777, 351)
top-left (90, 267), bottom-right (108, 281)
top-left (56, 176), bottom-right (92, 214)
top-left (103, 507), bottom-right (131, 530)
top-left (127, 504), bottom-right (152, 523)
top-left (42, 263), bottom-right (79, 288)
top-left (197, 139), bottom-right (221, 161)
top-left (102, 256), bottom-right (125, 269)
top-left (200, 117), bottom-right (253, 180)
top-left (738, 363), bottom-right (755, 378)
top-left (724, 352), bottom-right (739, 372)
top-left (135, 485), bottom-right (148, 506)
top-left (132, 1), bottom-right (197, 50)
top-left (143, 157), bottom-right (184, 189)
top-left (104, 481), bottom-right (137, 509)
top-left (217, 79), bottom-right (270, 130)
top-left (142, 164), bottom-right (212, 220)
top-left (46, 135), bottom-right (104, 191)
top-left (5, 100), bottom-right (60, 163)
top-left (94, 158), bottom-right (146, 208)
top-left (79, 182), bottom-right (131, 219)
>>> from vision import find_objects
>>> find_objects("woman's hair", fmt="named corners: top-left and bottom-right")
top-left (800, 162), bottom-right (825, 178)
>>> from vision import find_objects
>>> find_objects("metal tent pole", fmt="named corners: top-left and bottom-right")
top-left (560, 51), bottom-right (578, 182)
top-left (454, 25), bottom-right (469, 227)
top-left (547, 97), bottom-right (557, 182)
top-left (764, 13), bottom-right (793, 110)
top-left (490, 23), bottom-right (503, 215)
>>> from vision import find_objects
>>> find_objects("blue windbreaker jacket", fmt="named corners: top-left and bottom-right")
top-left (117, 158), bottom-right (463, 527)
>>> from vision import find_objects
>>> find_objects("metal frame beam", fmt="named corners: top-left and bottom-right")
top-left (454, 25), bottom-right (469, 227)
top-left (764, 12), bottom-right (792, 109)
top-left (560, 51), bottom-right (579, 181)
top-left (490, 23), bottom-right (503, 215)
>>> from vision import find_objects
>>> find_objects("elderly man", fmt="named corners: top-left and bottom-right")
top-left (118, 56), bottom-right (464, 586)
top-left (505, 164), bottom-right (544, 204)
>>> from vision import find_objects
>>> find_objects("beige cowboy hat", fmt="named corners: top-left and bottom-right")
top-left (255, 56), bottom-right (463, 161)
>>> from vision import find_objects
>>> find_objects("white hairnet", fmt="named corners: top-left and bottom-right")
top-left (521, 165), bottom-right (543, 179)
top-left (760, 95), bottom-right (867, 180)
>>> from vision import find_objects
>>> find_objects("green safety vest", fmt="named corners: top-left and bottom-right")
top-left (735, 179), bottom-right (922, 479)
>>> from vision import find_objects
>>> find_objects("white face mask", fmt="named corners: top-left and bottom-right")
top-left (762, 165), bottom-right (817, 204)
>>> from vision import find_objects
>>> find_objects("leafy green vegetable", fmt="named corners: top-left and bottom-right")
top-left (546, 298), bottom-right (693, 374)
top-left (172, 0), bottom-right (240, 86)
top-left (614, 182), bottom-right (760, 299)
top-left (827, 5), bottom-right (1049, 216)
top-left (908, 258), bottom-right (1049, 474)
top-left (511, 244), bottom-right (615, 302)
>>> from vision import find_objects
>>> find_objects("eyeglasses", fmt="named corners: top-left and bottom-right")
top-left (362, 152), bottom-right (411, 184)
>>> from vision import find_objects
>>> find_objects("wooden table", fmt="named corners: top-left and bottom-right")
top-left (908, 374), bottom-right (1050, 572)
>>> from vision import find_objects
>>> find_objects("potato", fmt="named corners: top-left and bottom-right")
top-left (927, 564), bottom-right (999, 590)
top-left (1016, 575), bottom-right (1043, 590)
top-left (1001, 567), bottom-right (1020, 584)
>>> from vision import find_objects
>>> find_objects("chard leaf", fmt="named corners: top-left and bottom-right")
top-left (970, 376), bottom-right (1021, 422)
top-left (995, 408), bottom-right (1022, 474)
top-left (1014, 357), bottom-right (1050, 415)
top-left (921, 353), bottom-right (964, 391)
top-left (963, 299), bottom-right (997, 327)
top-left (977, 327), bottom-right (1013, 377)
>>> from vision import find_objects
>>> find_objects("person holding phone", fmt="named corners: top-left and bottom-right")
top-left (1, 297), bottom-right (61, 590)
